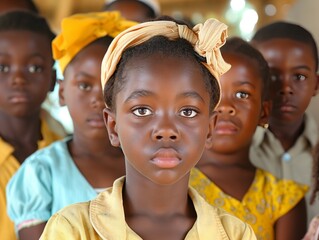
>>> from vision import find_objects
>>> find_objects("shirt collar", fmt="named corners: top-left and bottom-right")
top-left (252, 113), bottom-right (318, 148)
top-left (90, 177), bottom-right (229, 239)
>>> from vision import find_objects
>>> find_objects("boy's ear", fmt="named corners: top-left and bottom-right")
top-left (205, 111), bottom-right (217, 149)
top-left (258, 100), bottom-right (271, 128)
top-left (49, 69), bottom-right (57, 92)
top-left (103, 108), bottom-right (120, 147)
top-left (58, 79), bottom-right (66, 106)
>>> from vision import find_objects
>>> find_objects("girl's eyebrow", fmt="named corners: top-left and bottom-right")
top-left (292, 65), bottom-right (312, 71)
top-left (124, 89), bottom-right (155, 103)
top-left (179, 91), bottom-right (205, 103)
top-left (124, 90), bottom-right (205, 103)
top-left (235, 80), bottom-right (256, 89)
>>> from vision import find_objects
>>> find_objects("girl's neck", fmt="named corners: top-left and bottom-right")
top-left (71, 131), bottom-right (122, 159)
top-left (198, 147), bottom-right (255, 170)
top-left (123, 171), bottom-right (192, 218)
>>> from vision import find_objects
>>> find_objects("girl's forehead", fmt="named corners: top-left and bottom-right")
top-left (117, 55), bottom-right (208, 98)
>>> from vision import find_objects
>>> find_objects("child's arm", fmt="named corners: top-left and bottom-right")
top-left (19, 223), bottom-right (46, 240)
top-left (275, 198), bottom-right (307, 240)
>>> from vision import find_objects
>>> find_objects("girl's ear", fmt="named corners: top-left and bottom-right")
top-left (49, 69), bottom-right (57, 92)
top-left (103, 108), bottom-right (120, 147)
top-left (313, 74), bottom-right (319, 96)
top-left (205, 111), bottom-right (217, 149)
top-left (258, 100), bottom-right (271, 128)
top-left (58, 79), bottom-right (66, 106)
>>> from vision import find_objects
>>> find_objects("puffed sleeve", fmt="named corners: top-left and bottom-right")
top-left (6, 155), bottom-right (52, 230)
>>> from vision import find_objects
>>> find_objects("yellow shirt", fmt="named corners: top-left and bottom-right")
top-left (190, 168), bottom-right (308, 240)
top-left (0, 113), bottom-right (65, 240)
top-left (41, 177), bottom-right (257, 240)
top-left (250, 114), bottom-right (318, 223)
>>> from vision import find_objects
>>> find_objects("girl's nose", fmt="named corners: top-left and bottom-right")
top-left (216, 104), bottom-right (236, 115)
top-left (151, 114), bottom-right (180, 142)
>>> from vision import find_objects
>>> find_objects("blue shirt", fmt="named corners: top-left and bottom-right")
top-left (6, 137), bottom-right (98, 230)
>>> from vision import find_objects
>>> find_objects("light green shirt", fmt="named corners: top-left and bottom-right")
top-left (249, 113), bottom-right (318, 224)
top-left (41, 177), bottom-right (256, 240)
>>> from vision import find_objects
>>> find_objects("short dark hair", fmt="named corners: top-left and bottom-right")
top-left (103, 0), bottom-right (157, 20)
top-left (221, 37), bottom-right (270, 101)
top-left (252, 21), bottom-right (318, 71)
top-left (0, 10), bottom-right (55, 42)
top-left (104, 35), bottom-right (220, 113)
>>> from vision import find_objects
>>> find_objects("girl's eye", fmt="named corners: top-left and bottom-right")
top-left (235, 92), bottom-right (249, 99)
top-left (295, 74), bottom-right (307, 81)
top-left (180, 109), bottom-right (198, 118)
top-left (0, 64), bottom-right (9, 73)
top-left (28, 65), bottom-right (43, 73)
top-left (132, 107), bottom-right (152, 117)
top-left (270, 74), bottom-right (278, 82)
top-left (78, 83), bottom-right (92, 91)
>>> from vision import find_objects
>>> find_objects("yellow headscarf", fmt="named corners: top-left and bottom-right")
top-left (52, 11), bottom-right (136, 73)
top-left (101, 18), bottom-right (230, 98)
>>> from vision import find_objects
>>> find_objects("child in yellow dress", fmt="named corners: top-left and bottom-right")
top-left (190, 37), bottom-right (308, 240)
top-left (40, 18), bottom-right (257, 239)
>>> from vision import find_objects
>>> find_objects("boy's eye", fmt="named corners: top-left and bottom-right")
top-left (28, 65), bottom-right (43, 73)
top-left (132, 107), bottom-right (152, 117)
top-left (180, 109), bottom-right (198, 118)
top-left (235, 92), bottom-right (249, 99)
top-left (78, 83), bottom-right (92, 91)
top-left (295, 74), bottom-right (307, 81)
top-left (0, 64), bottom-right (9, 73)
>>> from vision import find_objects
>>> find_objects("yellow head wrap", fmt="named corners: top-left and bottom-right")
top-left (101, 18), bottom-right (231, 103)
top-left (52, 11), bottom-right (136, 73)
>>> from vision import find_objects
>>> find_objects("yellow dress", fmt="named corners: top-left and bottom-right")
top-left (190, 167), bottom-right (308, 240)
top-left (0, 113), bottom-right (65, 240)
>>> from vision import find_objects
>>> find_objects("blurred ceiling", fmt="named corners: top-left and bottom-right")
top-left (34, 0), bottom-right (296, 36)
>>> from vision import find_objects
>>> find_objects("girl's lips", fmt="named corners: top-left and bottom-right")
top-left (214, 121), bottom-right (238, 135)
top-left (87, 118), bottom-right (105, 128)
top-left (151, 148), bottom-right (181, 169)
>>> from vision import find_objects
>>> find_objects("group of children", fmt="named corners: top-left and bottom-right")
top-left (1, 0), bottom-right (319, 239)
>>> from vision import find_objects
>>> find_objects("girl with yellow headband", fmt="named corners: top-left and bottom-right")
top-left (6, 11), bottom-right (135, 240)
top-left (41, 17), bottom-right (257, 239)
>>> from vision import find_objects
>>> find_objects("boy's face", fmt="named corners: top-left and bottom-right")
top-left (210, 52), bottom-right (268, 154)
top-left (104, 54), bottom-right (214, 185)
top-left (254, 38), bottom-right (319, 125)
top-left (0, 30), bottom-right (54, 118)
top-left (60, 43), bottom-right (108, 140)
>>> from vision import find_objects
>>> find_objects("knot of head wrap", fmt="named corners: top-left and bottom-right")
top-left (101, 18), bottom-right (230, 101)
top-left (52, 11), bottom-right (136, 73)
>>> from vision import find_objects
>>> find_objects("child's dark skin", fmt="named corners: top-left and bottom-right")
top-left (254, 38), bottom-right (319, 150)
top-left (196, 51), bottom-right (307, 240)
top-left (104, 53), bottom-right (214, 240)
top-left (0, 30), bottom-right (55, 163)
top-left (18, 42), bottom-right (125, 240)
top-left (104, 0), bottom-right (155, 22)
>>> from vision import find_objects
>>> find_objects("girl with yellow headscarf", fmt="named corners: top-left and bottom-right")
top-left (6, 11), bottom-right (135, 240)
top-left (41, 16), bottom-right (257, 240)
